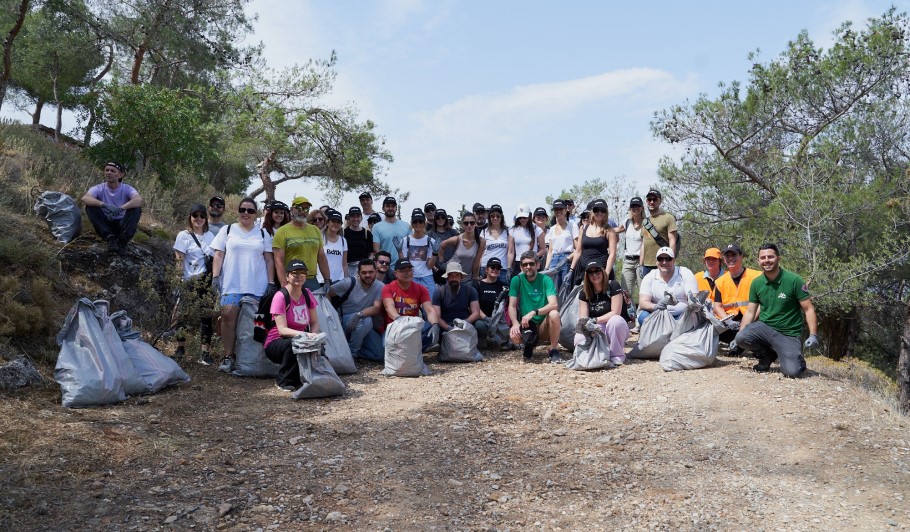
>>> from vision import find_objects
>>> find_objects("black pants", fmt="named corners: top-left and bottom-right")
top-left (264, 337), bottom-right (302, 388)
top-left (86, 206), bottom-right (141, 243)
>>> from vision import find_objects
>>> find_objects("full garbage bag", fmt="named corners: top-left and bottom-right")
top-left (485, 288), bottom-right (511, 347)
top-left (233, 296), bottom-right (280, 377)
top-left (557, 285), bottom-right (582, 351)
top-left (92, 300), bottom-right (145, 395)
top-left (439, 319), bottom-right (484, 362)
top-left (110, 310), bottom-right (190, 393)
top-left (312, 292), bottom-right (357, 374)
top-left (291, 332), bottom-right (345, 399)
top-left (381, 317), bottom-right (430, 377)
top-left (565, 318), bottom-right (613, 371)
top-left (660, 291), bottom-right (724, 371)
top-left (628, 292), bottom-right (677, 359)
top-left (34, 191), bottom-right (81, 243)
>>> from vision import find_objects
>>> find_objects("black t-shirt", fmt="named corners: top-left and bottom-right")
top-left (578, 280), bottom-right (626, 319)
top-left (473, 278), bottom-right (508, 316)
top-left (344, 227), bottom-right (373, 262)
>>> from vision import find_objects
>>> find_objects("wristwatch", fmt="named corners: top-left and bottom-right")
top-left (534, 308), bottom-right (539, 316)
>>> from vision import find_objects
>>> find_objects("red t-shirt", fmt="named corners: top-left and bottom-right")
top-left (381, 281), bottom-right (430, 326)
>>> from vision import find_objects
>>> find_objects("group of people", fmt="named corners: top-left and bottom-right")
top-left (81, 161), bottom-right (820, 383)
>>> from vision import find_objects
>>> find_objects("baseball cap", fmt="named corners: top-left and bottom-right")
top-left (411, 212), bottom-right (426, 223)
top-left (472, 202), bottom-right (486, 212)
top-left (347, 206), bottom-right (362, 217)
top-left (656, 246), bottom-right (675, 259)
top-left (533, 207), bottom-right (548, 217)
top-left (189, 203), bottom-right (206, 215)
top-left (358, 191), bottom-right (372, 199)
top-left (629, 197), bottom-right (643, 207)
top-left (367, 213), bottom-right (381, 224)
top-left (704, 248), bottom-right (722, 259)
top-left (287, 258), bottom-right (308, 272)
top-left (434, 208), bottom-right (448, 219)
top-left (424, 202), bottom-right (436, 211)
top-left (646, 189), bottom-right (662, 199)
top-left (291, 196), bottom-right (312, 208)
top-left (326, 210), bottom-right (343, 222)
top-left (104, 161), bottom-right (125, 173)
top-left (590, 198), bottom-right (608, 211)
top-left (270, 200), bottom-right (289, 211)
top-left (723, 243), bottom-right (743, 255)
top-left (486, 257), bottom-right (503, 269)
top-left (488, 204), bottom-right (503, 214)
top-left (394, 258), bottom-right (413, 270)
top-left (515, 204), bottom-right (531, 218)
top-left (382, 196), bottom-right (397, 205)
top-left (585, 260), bottom-right (604, 272)
top-left (565, 198), bottom-right (575, 206)
top-left (552, 199), bottom-right (566, 210)
top-left (209, 196), bottom-right (225, 206)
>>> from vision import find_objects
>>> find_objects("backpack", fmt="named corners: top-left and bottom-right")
top-left (329, 277), bottom-right (357, 318)
top-left (253, 287), bottom-right (312, 343)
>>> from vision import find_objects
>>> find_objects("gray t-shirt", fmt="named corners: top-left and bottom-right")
top-left (208, 221), bottom-right (226, 237)
top-left (330, 277), bottom-right (384, 316)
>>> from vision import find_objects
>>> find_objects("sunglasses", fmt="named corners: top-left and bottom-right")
top-left (463, 221), bottom-right (476, 225)
top-left (376, 260), bottom-right (390, 265)
top-left (289, 270), bottom-right (308, 277)
top-left (657, 256), bottom-right (674, 263)
top-left (210, 204), bottom-right (224, 209)
top-left (412, 220), bottom-right (425, 224)
top-left (646, 198), bottom-right (659, 202)
top-left (191, 213), bottom-right (206, 219)
top-left (292, 205), bottom-right (309, 212)
top-left (586, 268), bottom-right (603, 275)
top-left (521, 262), bottom-right (537, 268)
top-left (238, 207), bottom-right (256, 214)
top-left (313, 217), bottom-right (326, 223)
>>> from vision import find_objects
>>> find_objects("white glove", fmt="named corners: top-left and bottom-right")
top-left (804, 334), bottom-right (819, 349)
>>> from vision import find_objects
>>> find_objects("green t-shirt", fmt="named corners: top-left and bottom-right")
top-left (748, 268), bottom-right (810, 337)
top-left (272, 223), bottom-right (323, 272)
top-left (509, 272), bottom-right (556, 325)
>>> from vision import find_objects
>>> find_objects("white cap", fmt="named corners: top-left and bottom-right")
top-left (514, 203), bottom-right (531, 219)
top-left (656, 246), bottom-right (675, 259)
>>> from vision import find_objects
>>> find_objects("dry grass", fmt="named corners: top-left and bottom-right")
top-left (808, 355), bottom-right (900, 410)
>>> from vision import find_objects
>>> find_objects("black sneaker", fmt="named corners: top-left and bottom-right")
top-left (107, 237), bottom-right (120, 253)
top-left (173, 346), bottom-right (185, 362)
top-left (217, 357), bottom-right (234, 373)
top-left (198, 351), bottom-right (215, 366)
top-left (548, 349), bottom-right (562, 364)
top-left (753, 353), bottom-right (774, 373)
top-left (728, 345), bottom-right (745, 357)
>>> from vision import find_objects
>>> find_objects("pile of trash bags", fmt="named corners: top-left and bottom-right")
top-left (55, 299), bottom-right (189, 408)
top-left (659, 291), bottom-right (726, 371)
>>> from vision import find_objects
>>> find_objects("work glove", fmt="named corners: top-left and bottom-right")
top-left (323, 280), bottom-right (332, 294)
top-left (584, 318), bottom-right (600, 332)
top-left (211, 275), bottom-right (222, 296)
top-left (727, 319), bottom-right (741, 331)
top-left (345, 312), bottom-right (362, 335)
top-left (391, 236), bottom-right (403, 254)
top-left (430, 238), bottom-right (440, 254)
top-left (573, 332), bottom-right (586, 347)
top-left (654, 300), bottom-right (668, 311)
top-left (427, 323), bottom-right (440, 346)
top-left (804, 334), bottom-right (819, 349)
top-left (264, 282), bottom-right (278, 298)
top-left (452, 318), bottom-right (466, 329)
top-left (101, 203), bottom-right (123, 218)
top-left (728, 340), bottom-right (738, 352)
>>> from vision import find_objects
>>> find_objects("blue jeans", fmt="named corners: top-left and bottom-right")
top-left (639, 265), bottom-right (656, 279)
top-left (415, 274), bottom-right (436, 300)
top-left (342, 313), bottom-right (384, 361)
top-left (549, 252), bottom-right (571, 292)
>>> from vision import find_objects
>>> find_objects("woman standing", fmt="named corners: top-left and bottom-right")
top-left (307, 209), bottom-right (326, 231)
top-left (576, 261), bottom-right (630, 366)
top-left (569, 198), bottom-right (617, 285)
top-left (343, 206), bottom-right (373, 277)
top-left (438, 212), bottom-right (486, 280)
top-left (210, 197), bottom-right (275, 373)
top-left (321, 209), bottom-right (348, 283)
top-left (544, 199), bottom-right (577, 292)
top-left (428, 208), bottom-right (458, 285)
top-left (172, 204), bottom-right (215, 365)
top-left (400, 209), bottom-right (437, 298)
top-left (264, 258), bottom-right (320, 391)
top-left (479, 204), bottom-right (511, 283)
top-left (613, 197), bottom-right (645, 329)
top-left (509, 204), bottom-right (545, 277)
top-left (262, 200), bottom-right (290, 236)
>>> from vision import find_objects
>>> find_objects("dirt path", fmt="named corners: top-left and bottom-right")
top-left (2, 347), bottom-right (909, 531)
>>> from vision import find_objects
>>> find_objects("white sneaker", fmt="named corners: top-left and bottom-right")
top-left (610, 357), bottom-right (624, 366)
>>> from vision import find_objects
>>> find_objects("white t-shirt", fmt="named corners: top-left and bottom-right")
top-left (173, 230), bottom-right (214, 280)
top-left (512, 225), bottom-right (543, 258)
top-left (624, 219), bottom-right (643, 256)
top-left (480, 227), bottom-right (510, 266)
top-left (401, 234), bottom-right (433, 278)
top-left (323, 233), bottom-right (348, 282)
top-left (640, 266), bottom-right (698, 317)
top-left (210, 224), bottom-right (273, 296)
top-left (547, 222), bottom-right (577, 254)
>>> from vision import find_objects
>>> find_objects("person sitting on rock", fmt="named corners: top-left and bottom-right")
top-left (432, 261), bottom-right (484, 343)
top-left (382, 258), bottom-right (441, 352)
top-left (328, 258), bottom-right (385, 361)
top-left (81, 161), bottom-right (144, 252)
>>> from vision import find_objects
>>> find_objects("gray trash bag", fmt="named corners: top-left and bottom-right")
top-left (312, 293), bottom-right (357, 374)
top-left (381, 316), bottom-right (431, 377)
top-left (565, 318), bottom-right (614, 371)
top-left (557, 285), bottom-right (582, 351)
top-left (486, 288), bottom-right (511, 346)
top-left (291, 334), bottom-right (345, 399)
top-left (439, 319), bottom-right (484, 362)
top-left (34, 191), bottom-right (81, 243)
top-left (233, 296), bottom-right (280, 377)
top-left (92, 300), bottom-right (146, 396)
top-left (55, 299), bottom-right (127, 407)
top-left (110, 310), bottom-right (190, 393)
top-left (660, 292), bottom-right (721, 371)
top-left (628, 292), bottom-right (677, 359)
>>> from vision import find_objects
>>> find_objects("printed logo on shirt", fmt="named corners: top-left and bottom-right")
top-left (392, 294), bottom-right (420, 317)
top-left (292, 304), bottom-right (308, 323)
top-left (326, 248), bottom-right (343, 256)
top-left (778, 292), bottom-right (788, 300)
top-left (407, 245), bottom-right (428, 262)
top-left (488, 242), bottom-right (508, 251)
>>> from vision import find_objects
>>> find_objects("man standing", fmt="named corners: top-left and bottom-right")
top-left (207, 196), bottom-right (226, 237)
top-left (359, 192), bottom-right (376, 216)
top-left (372, 196), bottom-right (411, 263)
top-left (433, 261), bottom-right (484, 339)
top-left (329, 259), bottom-right (385, 361)
top-left (472, 203), bottom-right (488, 230)
top-left (639, 189), bottom-right (678, 278)
top-left (695, 247), bottom-right (724, 303)
top-left (713, 243), bottom-right (762, 351)
top-left (733, 244), bottom-right (818, 377)
top-left (382, 259), bottom-right (440, 351)
top-left (81, 161), bottom-right (144, 252)
top-left (273, 196), bottom-right (331, 291)
top-left (509, 250), bottom-right (562, 363)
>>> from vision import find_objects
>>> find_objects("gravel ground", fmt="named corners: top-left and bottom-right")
top-left (2, 340), bottom-right (909, 531)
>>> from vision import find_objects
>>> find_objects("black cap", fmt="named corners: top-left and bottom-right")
top-left (394, 258), bottom-right (413, 270)
top-left (209, 196), bottom-right (225, 206)
top-left (359, 191), bottom-right (372, 199)
top-left (472, 202), bottom-right (486, 212)
top-left (327, 210), bottom-right (343, 222)
top-left (189, 203), bottom-right (206, 215)
top-left (411, 212), bottom-right (426, 223)
top-left (723, 243), bottom-right (743, 255)
top-left (629, 197), bottom-right (643, 207)
top-left (287, 259), bottom-right (308, 272)
top-left (446, 215), bottom-right (454, 224)
top-left (270, 200), bottom-right (289, 211)
top-left (434, 208), bottom-right (447, 219)
top-left (488, 204), bottom-right (503, 214)
top-left (424, 202), bottom-right (436, 211)
top-left (585, 260), bottom-right (604, 271)
top-left (565, 198), bottom-right (575, 206)
top-left (347, 206), bottom-right (362, 217)
top-left (646, 189), bottom-right (662, 199)
top-left (590, 198), bottom-right (607, 210)
top-left (486, 257), bottom-right (503, 269)
top-left (104, 161), bottom-right (125, 173)
top-left (553, 200), bottom-right (567, 210)
top-left (383, 196), bottom-right (397, 205)
top-left (533, 207), bottom-right (547, 217)
top-left (368, 213), bottom-right (381, 224)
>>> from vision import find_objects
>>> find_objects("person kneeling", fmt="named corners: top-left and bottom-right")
top-left (329, 259), bottom-right (385, 361)
top-left (576, 261), bottom-right (630, 366)
top-left (264, 259), bottom-right (320, 391)
top-left (509, 251), bottom-right (562, 363)
top-left (381, 259), bottom-right (441, 351)
top-left (433, 261), bottom-right (484, 340)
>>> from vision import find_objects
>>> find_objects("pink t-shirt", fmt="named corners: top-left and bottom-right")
top-left (264, 289), bottom-right (317, 347)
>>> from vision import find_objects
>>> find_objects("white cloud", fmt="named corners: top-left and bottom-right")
top-left (808, 0), bottom-right (882, 48)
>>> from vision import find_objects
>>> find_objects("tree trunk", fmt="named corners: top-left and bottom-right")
top-left (899, 304), bottom-right (910, 414)
top-left (0, 0), bottom-right (30, 112)
top-left (83, 107), bottom-right (95, 146)
top-left (31, 98), bottom-right (43, 124)
top-left (818, 307), bottom-right (858, 360)
top-left (257, 152), bottom-right (277, 202)
top-left (130, 0), bottom-right (172, 84)
top-left (52, 77), bottom-right (60, 141)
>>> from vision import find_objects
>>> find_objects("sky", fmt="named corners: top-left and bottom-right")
top-left (4, 0), bottom-right (908, 219)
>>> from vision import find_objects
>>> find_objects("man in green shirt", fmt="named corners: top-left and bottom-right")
top-left (733, 244), bottom-right (818, 377)
top-left (273, 196), bottom-right (331, 291)
top-left (509, 251), bottom-right (562, 363)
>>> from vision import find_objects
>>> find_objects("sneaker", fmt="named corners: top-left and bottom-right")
top-left (106, 237), bottom-right (120, 253)
top-left (198, 351), bottom-right (215, 366)
top-left (548, 349), bottom-right (562, 364)
top-left (275, 383), bottom-right (296, 392)
top-left (728, 345), bottom-right (745, 357)
top-left (173, 346), bottom-right (185, 362)
top-left (117, 238), bottom-right (128, 252)
top-left (752, 362), bottom-right (771, 373)
top-left (610, 357), bottom-right (624, 366)
top-left (217, 357), bottom-right (234, 373)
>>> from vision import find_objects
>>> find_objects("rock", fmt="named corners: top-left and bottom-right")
top-left (218, 503), bottom-right (232, 517)
top-left (0, 357), bottom-right (44, 391)
top-left (326, 511), bottom-right (345, 522)
top-left (163, 515), bottom-right (178, 524)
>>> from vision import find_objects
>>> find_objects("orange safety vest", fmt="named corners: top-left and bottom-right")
top-left (714, 268), bottom-right (762, 316)
top-left (695, 270), bottom-right (721, 302)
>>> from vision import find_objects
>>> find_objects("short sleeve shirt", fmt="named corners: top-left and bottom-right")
top-left (372, 219), bottom-right (411, 263)
top-left (264, 289), bottom-right (317, 347)
top-left (402, 235), bottom-right (433, 278)
top-left (87, 182), bottom-right (138, 220)
top-left (640, 211), bottom-right (677, 267)
top-left (381, 280), bottom-right (430, 326)
top-left (579, 280), bottom-right (626, 318)
top-left (210, 224), bottom-right (273, 296)
top-left (173, 230), bottom-right (214, 280)
top-left (474, 279), bottom-right (508, 316)
top-left (330, 277), bottom-right (384, 317)
top-left (509, 273), bottom-right (556, 325)
top-left (432, 283), bottom-right (478, 324)
top-left (273, 223), bottom-right (323, 273)
top-left (323, 234), bottom-right (348, 282)
top-left (749, 268), bottom-right (810, 337)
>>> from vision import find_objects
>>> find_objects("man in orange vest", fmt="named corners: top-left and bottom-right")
top-left (694, 247), bottom-right (723, 303)
top-left (712, 243), bottom-right (762, 354)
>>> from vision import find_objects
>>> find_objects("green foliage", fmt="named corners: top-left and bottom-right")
top-left (545, 176), bottom-right (638, 222)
